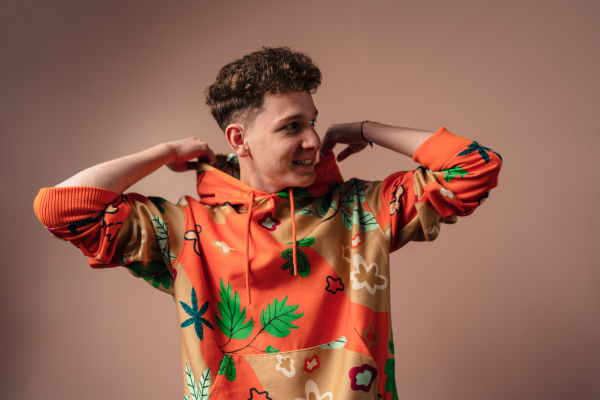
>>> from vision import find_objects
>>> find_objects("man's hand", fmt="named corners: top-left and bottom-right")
top-left (55, 137), bottom-right (217, 195)
top-left (319, 121), bottom-right (435, 162)
top-left (319, 122), bottom-right (369, 162)
top-left (165, 137), bottom-right (217, 172)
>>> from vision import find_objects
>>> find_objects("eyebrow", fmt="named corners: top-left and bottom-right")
top-left (275, 109), bottom-right (319, 126)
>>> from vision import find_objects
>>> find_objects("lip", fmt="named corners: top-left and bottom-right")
top-left (292, 158), bottom-right (315, 165)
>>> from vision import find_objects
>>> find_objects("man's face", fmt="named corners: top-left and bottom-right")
top-left (240, 91), bottom-right (321, 193)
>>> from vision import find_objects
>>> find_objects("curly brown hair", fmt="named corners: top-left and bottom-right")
top-left (205, 46), bottom-right (322, 132)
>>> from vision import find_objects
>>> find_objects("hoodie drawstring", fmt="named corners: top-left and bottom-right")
top-left (245, 189), bottom-right (297, 305)
top-left (289, 188), bottom-right (298, 276)
top-left (245, 191), bottom-right (255, 304)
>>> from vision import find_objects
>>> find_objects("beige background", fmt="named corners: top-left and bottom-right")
top-left (2, 0), bottom-right (599, 399)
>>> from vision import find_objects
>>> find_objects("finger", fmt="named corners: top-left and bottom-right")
top-left (206, 149), bottom-right (217, 167)
top-left (166, 161), bottom-right (189, 172)
top-left (195, 146), bottom-right (217, 166)
top-left (168, 159), bottom-right (202, 172)
top-left (196, 154), bottom-right (212, 166)
top-left (336, 146), bottom-right (355, 162)
top-left (185, 161), bottom-right (198, 171)
top-left (319, 132), bottom-right (336, 156)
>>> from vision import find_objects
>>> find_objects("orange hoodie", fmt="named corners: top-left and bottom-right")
top-left (34, 127), bottom-right (502, 399)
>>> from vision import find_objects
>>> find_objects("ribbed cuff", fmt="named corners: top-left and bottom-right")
top-left (33, 186), bottom-right (119, 228)
top-left (412, 126), bottom-right (472, 171)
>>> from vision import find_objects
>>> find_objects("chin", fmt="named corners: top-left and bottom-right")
top-left (294, 174), bottom-right (316, 188)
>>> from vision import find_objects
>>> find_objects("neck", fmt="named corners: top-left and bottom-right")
top-left (238, 164), bottom-right (283, 194)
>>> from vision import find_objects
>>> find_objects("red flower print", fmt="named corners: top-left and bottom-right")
top-left (303, 355), bottom-right (320, 373)
top-left (349, 364), bottom-right (378, 392)
top-left (351, 233), bottom-right (362, 248)
top-left (258, 212), bottom-right (281, 231)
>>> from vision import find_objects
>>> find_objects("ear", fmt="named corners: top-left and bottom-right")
top-left (225, 123), bottom-right (250, 157)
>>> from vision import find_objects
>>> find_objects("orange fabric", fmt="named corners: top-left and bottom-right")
top-left (33, 127), bottom-right (503, 399)
top-left (33, 186), bottom-right (118, 227)
top-left (245, 191), bottom-right (255, 304)
top-left (413, 126), bottom-right (472, 171)
top-left (289, 187), bottom-right (298, 276)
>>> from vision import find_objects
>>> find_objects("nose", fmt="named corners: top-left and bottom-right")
top-left (302, 126), bottom-right (321, 151)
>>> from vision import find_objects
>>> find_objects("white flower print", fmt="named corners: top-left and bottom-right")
top-left (212, 240), bottom-right (235, 255)
top-left (350, 254), bottom-right (388, 294)
top-left (275, 354), bottom-right (296, 377)
top-left (295, 380), bottom-right (332, 400)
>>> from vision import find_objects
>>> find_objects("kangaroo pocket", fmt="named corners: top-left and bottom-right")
top-left (209, 327), bottom-right (381, 399)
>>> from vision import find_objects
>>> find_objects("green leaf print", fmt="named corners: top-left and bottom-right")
top-left (285, 237), bottom-right (315, 247)
top-left (340, 207), bottom-right (378, 232)
top-left (148, 196), bottom-right (167, 213)
top-left (128, 260), bottom-right (166, 277)
top-left (293, 188), bottom-right (314, 198)
top-left (184, 395), bottom-right (191, 400)
top-left (341, 181), bottom-right (366, 207)
top-left (260, 296), bottom-right (304, 338)
top-left (295, 207), bottom-right (317, 217)
top-left (281, 248), bottom-right (310, 277)
top-left (265, 345), bottom-right (280, 353)
top-left (294, 196), bottom-right (335, 218)
top-left (185, 364), bottom-right (200, 400)
top-left (442, 166), bottom-right (469, 183)
top-left (183, 364), bottom-right (210, 400)
top-left (336, 181), bottom-right (379, 232)
top-left (218, 354), bottom-right (236, 381)
top-left (317, 195), bottom-right (335, 217)
top-left (319, 336), bottom-right (347, 349)
top-left (215, 279), bottom-right (254, 340)
top-left (341, 208), bottom-right (353, 230)
top-left (216, 153), bottom-right (241, 179)
top-left (278, 187), bottom-right (313, 199)
top-left (151, 215), bottom-right (172, 265)
top-left (143, 269), bottom-right (171, 289)
top-left (355, 209), bottom-right (378, 231)
top-left (198, 368), bottom-right (210, 400)
top-left (384, 358), bottom-right (398, 400)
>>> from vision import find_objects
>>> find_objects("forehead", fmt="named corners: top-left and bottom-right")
top-left (257, 91), bottom-right (317, 124)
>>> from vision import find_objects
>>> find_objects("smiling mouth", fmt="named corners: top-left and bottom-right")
top-left (292, 159), bottom-right (314, 165)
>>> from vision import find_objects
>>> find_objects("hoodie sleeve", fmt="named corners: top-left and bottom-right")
top-left (365, 126), bottom-right (503, 252)
top-left (33, 186), bottom-right (186, 294)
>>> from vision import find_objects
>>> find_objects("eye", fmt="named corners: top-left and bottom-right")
top-left (310, 119), bottom-right (317, 127)
top-left (285, 122), bottom-right (299, 130)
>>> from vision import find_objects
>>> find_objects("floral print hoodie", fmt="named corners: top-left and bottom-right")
top-left (33, 127), bottom-right (502, 399)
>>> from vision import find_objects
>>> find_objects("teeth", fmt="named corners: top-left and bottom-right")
top-left (293, 160), bottom-right (312, 165)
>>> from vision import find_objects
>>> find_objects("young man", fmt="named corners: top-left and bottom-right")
top-left (34, 47), bottom-right (502, 399)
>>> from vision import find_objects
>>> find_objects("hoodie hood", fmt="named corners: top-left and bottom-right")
top-left (195, 151), bottom-right (344, 304)
top-left (195, 151), bottom-right (344, 205)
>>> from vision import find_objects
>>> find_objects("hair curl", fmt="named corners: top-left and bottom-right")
top-left (205, 46), bottom-right (322, 132)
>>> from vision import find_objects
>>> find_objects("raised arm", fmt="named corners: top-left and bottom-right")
top-left (319, 121), bottom-right (434, 161)
top-left (34, 137), bottom-right (217, 295)
top-left (56, 137), bottom-right (217, 194)
top-left (321, 121), bottom-right (503, 251)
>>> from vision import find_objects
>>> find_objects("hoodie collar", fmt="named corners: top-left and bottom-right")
top-left (195, 151), bottom-right (343, 205)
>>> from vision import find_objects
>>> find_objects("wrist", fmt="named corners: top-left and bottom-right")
top-left (146, 142), bottom-right (177, 165)
top-left (358, 120), bottom-right (374, 147)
